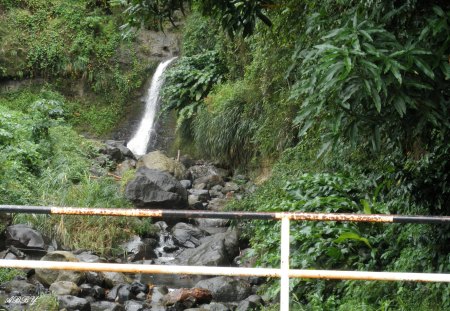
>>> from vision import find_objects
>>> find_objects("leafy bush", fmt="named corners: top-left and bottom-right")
top-left (162, 50), bottom-right (226, 136)
top-left (0, 268), bottom-right (26, 284)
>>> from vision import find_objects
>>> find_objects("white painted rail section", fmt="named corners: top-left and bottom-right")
top-left (1, 206), bottom-right (450, 310)
top-left (280, 216), bottom-right (290, 310)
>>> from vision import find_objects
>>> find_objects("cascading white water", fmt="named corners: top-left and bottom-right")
top-left (127, 57), bottom-right (177, 156)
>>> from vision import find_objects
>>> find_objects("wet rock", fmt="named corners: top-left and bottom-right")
top-left (0, 246), bottom-right (26, 260)
top-left (125, 167), bottom-right (188, 209)
top-left (150, 286), bottom-right (169, 304)
top-left (188, 189), bottom-right (210, 202)
top-left (130, 281), bottom-right (148, 295)
top-left (195, 218), bottom-right (229, 235)
top-left (102, 272), bottom-right (132, 289)
top-left (57, 295), bottom-right (90, 311)
top-left (163, 288), bottom-right (212, 306)
top-left (188, 195), bottom-right (204, 209)
top-left (85, 272), bottom-right (105, 287)
top-left (172, 223), bottom-right (209, 248)
top-left (180, 180), bottom-right (192, 189)
top-left (176, 229), bottom-right (239, 266)
top-left (76, 251), bottom-right (103, 263)
top-left (1, 279), bottom-right (36, 295)
top-left (5, 224), bottom-right (46, 253)
top-left (193, 182), bottom-right (207, 190)
top-left (102, 140), bottom-right (134, 162)
top-left (91, 301), bottom-right (125, 311)
top-left (107, 284), bottom-right (132, 303)
top-left (35, 251), bottom-right (85, 286)
top-left (121, 235), bottom-right (157, 262)
top-left (195, 276), bottom-right (252, 302)
top-left (124, 300), bottom-right (146, 311)
top-left (236, 295), bottom-right (264, 311)
top-left (137, 151), bottom-right (187, 180)
top-left (49, 281), bottom-right (80, 296)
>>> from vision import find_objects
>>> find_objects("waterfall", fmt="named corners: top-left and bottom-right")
top-left (127, 57), bottom-right (177, 156)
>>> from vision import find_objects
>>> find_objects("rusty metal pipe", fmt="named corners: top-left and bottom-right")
top-left (0, 205), bottom-right (449, 224)
top-left (1, 260), bottom-right (449, 282)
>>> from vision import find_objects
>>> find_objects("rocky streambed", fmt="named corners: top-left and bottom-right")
top-left (0, 141), bottom-right (266, 311)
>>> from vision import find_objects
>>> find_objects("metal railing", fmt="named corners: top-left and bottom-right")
top-left (1, 205), bottom-right (450, 310)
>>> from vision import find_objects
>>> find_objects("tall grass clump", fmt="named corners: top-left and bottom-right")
top-left (193, 80), bottom-right (259, 168)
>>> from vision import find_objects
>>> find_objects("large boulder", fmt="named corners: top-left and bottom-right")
top-left (195, 277), bottom-right (252, 302)
top-left (125, 167), bottom-right (188, 209)
top-left (175, 229), bottom-right (239, 266)
top-left (102, 140), bottom-right (135, 162)
top-left (35, 251), bottom-right (85, 286)
top-left (171, 223), bottom-right (209, 248)
top-left (5, 224), bottom-right (46, 253)
top-left (137, 150), bottom-right (187, 180)
top-left (57, 295), bottom-right (91, 311)
top-left (49, 281), bottom-right (80, 296)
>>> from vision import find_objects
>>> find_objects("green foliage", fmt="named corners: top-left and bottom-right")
top-left (162, 50), bottom-right (226, 134)
top-left (115, 0), bottom-right (273, 37)
top-left (29, 294), bottom-right (59, 311)
top-left (0, 268), bottom-right (26, 284)
top-left (0, 0), bottom-right (150, 136)
top-left (193, 80), bottom-right (258, 167)
top-left (289, 3), bottom-right (450, 154)
top-left (0, 91), bottom-right (146, 255)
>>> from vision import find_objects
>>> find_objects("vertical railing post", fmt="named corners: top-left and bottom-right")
top-left (280, 216), bottom-right (290, 310)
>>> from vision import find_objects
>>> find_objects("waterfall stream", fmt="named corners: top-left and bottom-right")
top-left (127, 57), bottom-right (177, 156)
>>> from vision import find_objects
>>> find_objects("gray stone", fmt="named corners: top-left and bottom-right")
top-left (107, 284), bottom-right (132, 303)
top-left (207, 198), bottom-right (228, 211)
top-left (180, 180), bottom-right (192, 189)
top-left (171, 223), bottom-right (209, 248)
top-left (6, 224), bottom-right (45, 252)
top-left (102, 272), bottom-right (132, 288)
top-left (103, 140), bottom-right (135, 161)
top-left (176, 229), bottom-right (239, 267)
top-left (188, 195), bottom-right (204, 209)
top-left (236, 300), bottom-right (260, 311)
top-left (49, 281), bottom-right (80, 296)
top-left (222, 182), bottom-right (240, 193)
top-left (91, 301), bottom-right (125, 311)
top-left (125, 167), bottom-right (188, 209)
top-left (57, 295), bottom-right (91, 311)
top-left (200, 302), bottom-right (230, 310)
top-left (121, 235), bottom-right (157, 262)
top-left (193, 175), bottom-right (224, 189)
top-left (85, 272), bottom-right (105, 287)
top-left (188, 189), bottom-right (210, 202)
top-left (124, 300), bottom-right (145, 311)
top-left (1, 279), bottom-right (36, 295)
top-left (35, 251), bottom-right (85, 286)
top-left (76, 252), bottom-right (103, 263)
top-left (189, 165), bottom-right (227, 180)
top-left (195, 276), bottom-right (252, 302)
top-left (137, 151), bottom-right (187, 180)
top-left (193, 182), bottom-right (207, 190)
top-left (151, 286), bottom-right (169, 304)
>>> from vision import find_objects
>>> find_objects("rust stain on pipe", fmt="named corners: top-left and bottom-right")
top-left (50, 207), bottom-right (163, 218)
top-left (276, 212), bottom-right (394, 223)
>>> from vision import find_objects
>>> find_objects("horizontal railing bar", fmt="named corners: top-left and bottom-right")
top-left (0, 205), bottom-right (449, 224)
top-left (0, 260), bottom-right (449, 282)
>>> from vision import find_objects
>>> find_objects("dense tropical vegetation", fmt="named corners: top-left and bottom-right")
top-left (157, 1), bottom-right (450, 309)
top-left (1, 0), bottom-right (449, 309)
